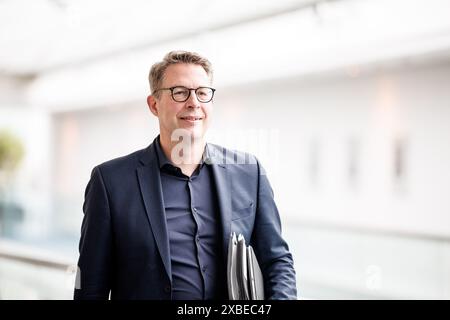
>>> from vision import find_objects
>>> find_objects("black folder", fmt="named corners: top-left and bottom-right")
top-left (227, 232), bottom-right (264, 300)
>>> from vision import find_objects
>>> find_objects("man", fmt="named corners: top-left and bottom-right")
top-left (74, 51), bottom-right (297, 300)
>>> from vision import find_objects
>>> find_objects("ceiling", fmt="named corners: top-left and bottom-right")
top-left (0, 0), bottom-right (320, 75)
top-left (1, 0), bottom-right (450, 110)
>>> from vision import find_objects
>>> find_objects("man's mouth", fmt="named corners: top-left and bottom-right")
top-left (180, 116), bottom-right (203, 121)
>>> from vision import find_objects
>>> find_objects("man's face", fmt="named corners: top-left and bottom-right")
top-left (148, 63), bottom-right (213, 141)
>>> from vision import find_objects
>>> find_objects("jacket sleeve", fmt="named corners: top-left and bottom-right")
top-left (251, 159), bottom-right (298, 300)
top-left (74, 166), bottom-right (113, 300)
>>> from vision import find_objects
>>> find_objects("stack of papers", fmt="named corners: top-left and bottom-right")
top-left (227, 232), bottom-right (264, 300)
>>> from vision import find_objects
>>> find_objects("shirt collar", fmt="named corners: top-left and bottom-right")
top-left (155, 135), bottom-right (212, 170)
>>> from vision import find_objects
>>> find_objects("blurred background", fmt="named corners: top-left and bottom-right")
top-left (1, 0), bottom-right (450, 299)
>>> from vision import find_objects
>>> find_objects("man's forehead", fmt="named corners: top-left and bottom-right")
top-left (163, 63), bottom-right (211, 85)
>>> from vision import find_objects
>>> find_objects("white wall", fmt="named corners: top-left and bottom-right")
top-left (211, 60), bottom-right (450, 238)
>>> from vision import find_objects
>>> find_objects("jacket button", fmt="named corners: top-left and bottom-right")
top-left (164, 285), bottom-right (171, 293)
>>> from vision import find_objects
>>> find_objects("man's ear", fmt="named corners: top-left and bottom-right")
top-left (147, 95), bottom-right (159, 116)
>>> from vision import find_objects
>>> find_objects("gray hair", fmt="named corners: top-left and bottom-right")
top-left (149, 50), bottom-right (213, 98)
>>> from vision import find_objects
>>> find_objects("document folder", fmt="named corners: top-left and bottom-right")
top-left (227, 232), bottom-right (239, 300)
top-left (227, 232), bottom-right (264, 300)
top-left (247, 245), bottom-right (264, 300)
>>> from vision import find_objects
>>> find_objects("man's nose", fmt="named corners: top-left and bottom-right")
top-left (186, 89), bottom-right (201, 107)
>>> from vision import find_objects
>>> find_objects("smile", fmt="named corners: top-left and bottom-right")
top-left (180, 116), bottom-right (203, 121)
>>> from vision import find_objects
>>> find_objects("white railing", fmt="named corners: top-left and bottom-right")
top-left (0, 239), bottom-right (77, 299)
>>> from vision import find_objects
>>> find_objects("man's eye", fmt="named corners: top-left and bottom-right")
top-left (197, 89), bottom-right (209, 96)
top-left (174, 90), bottom-right (187, 96)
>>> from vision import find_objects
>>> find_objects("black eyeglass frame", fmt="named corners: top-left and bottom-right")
top-left (153, 86), bottom-right (216, 103)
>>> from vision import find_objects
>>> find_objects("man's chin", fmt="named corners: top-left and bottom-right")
top-left (189, 130), bottom-right (205, 140)
top-left (172, 127), bottom-right (205, 140)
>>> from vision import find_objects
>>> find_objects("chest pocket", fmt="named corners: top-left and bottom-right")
top-left (231, 201), bottom-right (254, 221)
top-left (231, 202), bottom-right (254, 242)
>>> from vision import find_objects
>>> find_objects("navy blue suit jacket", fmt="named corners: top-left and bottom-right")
top-left (74, 137), bottom-right (297, 300)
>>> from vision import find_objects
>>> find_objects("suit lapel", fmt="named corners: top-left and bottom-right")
top-left (208, 146), bottom-right (232, 263)
top-left (137, 142), bottom-right (172, 282)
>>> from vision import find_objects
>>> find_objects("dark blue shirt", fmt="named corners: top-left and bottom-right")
top-left (155, 137), bottom-right (226, 300)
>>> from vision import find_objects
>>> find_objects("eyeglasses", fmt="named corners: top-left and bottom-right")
top-left (153, 86), bottom-right (216, 103)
